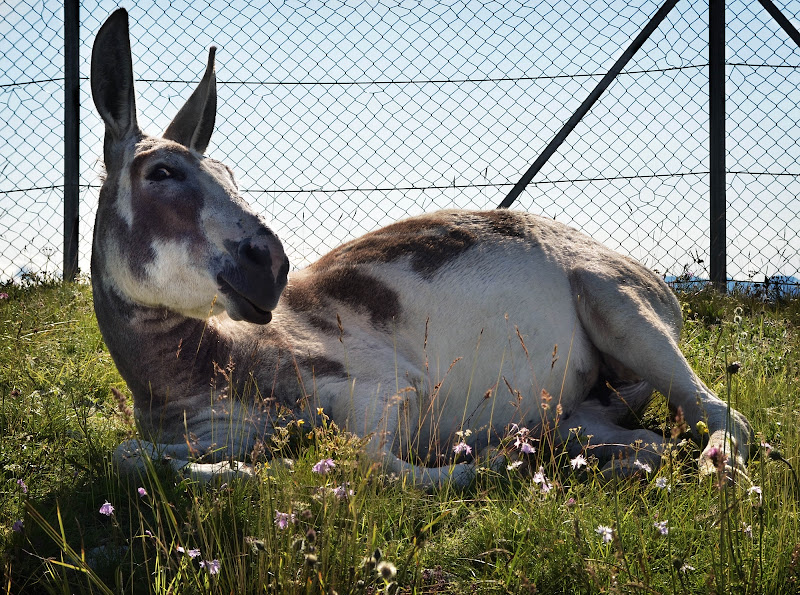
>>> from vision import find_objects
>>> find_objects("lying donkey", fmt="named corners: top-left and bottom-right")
top-left (92, 9), bottom-right (752, 485)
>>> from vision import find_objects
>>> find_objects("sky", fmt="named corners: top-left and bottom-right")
top-left (1, 0), bottom-right (800, 283)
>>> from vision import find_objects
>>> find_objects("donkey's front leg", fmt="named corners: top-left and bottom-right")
top-left (114, 439), bottom-right (255, 483)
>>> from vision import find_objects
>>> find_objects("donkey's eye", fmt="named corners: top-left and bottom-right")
top-left (146, 166), bottom-right (180, 182)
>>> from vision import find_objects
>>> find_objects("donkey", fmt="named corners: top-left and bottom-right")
top-left (92, 9), bottom-right (752, 485)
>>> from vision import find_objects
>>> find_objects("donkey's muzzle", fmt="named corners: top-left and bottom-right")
top-left (217, 237), bottom-right (289, 324)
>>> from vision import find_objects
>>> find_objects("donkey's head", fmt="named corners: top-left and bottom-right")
top-left (90, 9), bottom-right (288, 324)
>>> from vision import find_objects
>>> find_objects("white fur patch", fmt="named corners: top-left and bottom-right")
top-left (110, 237), bottom-right (221, 319)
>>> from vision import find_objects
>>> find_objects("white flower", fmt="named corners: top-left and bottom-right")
top-left (532, 466), bottom-right (552, 493)
top-left (595, 525), bottom-right (613, 544)
top-left (633, 460), bottom-right (652, 473)
top-left (653, 520), bottom-right (669, 536)
top-left (748, 485), bottom-right (762, 497)
top-left (570, 454), bottom-right (587, 469)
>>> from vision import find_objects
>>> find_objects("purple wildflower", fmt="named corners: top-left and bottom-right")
top-left (16, 479), bottom-right (28, 494)
top-left (137, 487), bottom-right (147, 497)
top-left (274, 511), bottom-right (295, 530)
top-left (176, 546), bottom-right (201, 558)
top-left (12, 520), bottom-right (23, 533)
top-left (200, 559), bottom-right (220, 575)
top-left (654, 520), bottom-right (669, 536)
top-left (312, 458), bottom-right (335, 474)
top-left (99, 501), bottom-right (114, 516)
top-left (332, 483), bottom-right (354, 499)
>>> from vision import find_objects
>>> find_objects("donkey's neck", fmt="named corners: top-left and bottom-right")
top-left (93, 275), bottom-right (233, 414)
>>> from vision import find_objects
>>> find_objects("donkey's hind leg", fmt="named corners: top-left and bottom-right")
top-left (560, 398), bottom-right (664, 478)
top-left (571, 265), bottom-right (752, 478)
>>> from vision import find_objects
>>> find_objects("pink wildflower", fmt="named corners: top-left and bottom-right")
top-left (137, 487), bottom-right (147, 497)
top-left (707, 445), bottom-right (728, 470)
top-left (99, 501), bottom-right (114, 516)
top-left (453, 441), bottom-right (472, 456)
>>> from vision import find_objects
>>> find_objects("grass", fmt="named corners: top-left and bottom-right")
top-left (2, 276), bottom-right (800, 594)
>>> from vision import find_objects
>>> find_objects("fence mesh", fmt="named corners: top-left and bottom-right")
top-left (1, 0), bottom-right (799, 287)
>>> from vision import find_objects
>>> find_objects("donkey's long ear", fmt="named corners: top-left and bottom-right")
top-left (162, 47), bottom-right (217, 153)
top-left (91, 9), bottom-right (139, 150)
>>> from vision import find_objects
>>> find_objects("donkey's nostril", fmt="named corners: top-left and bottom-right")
top-left (238, 240), bottom-right (271, 268)
top-left (277, 256), bottom-right (290, 285)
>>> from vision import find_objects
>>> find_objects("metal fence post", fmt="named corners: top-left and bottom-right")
top-left (709, 0), bottom-right (726, 291)
top-left (63, 0), bottom-right (79, 280)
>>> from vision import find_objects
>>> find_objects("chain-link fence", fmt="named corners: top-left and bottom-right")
top-left (2, 0), bottom-right (800, 288)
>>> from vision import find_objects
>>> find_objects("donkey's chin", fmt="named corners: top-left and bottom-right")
top-left (226, 299), bottom-right (273, 324)
top-left (217, 278), bottom-right (276, 324)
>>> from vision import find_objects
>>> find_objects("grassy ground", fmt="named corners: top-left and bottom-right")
top-left (1, 277), bottom-right (799, 594)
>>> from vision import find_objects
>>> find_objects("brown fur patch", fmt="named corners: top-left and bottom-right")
top-left (285, 267), bottom-right (400, 327)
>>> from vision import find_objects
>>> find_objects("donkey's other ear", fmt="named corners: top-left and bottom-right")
top-left (91, 9), bottom-right (139, 146)
top-left (162, 47), bottom-right (217, 153)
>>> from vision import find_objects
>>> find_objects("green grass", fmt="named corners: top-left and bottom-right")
top-left (2, 278), bottom-right (800, 594)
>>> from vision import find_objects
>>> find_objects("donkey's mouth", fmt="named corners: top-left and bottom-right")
top-left (217, 276), bottom-right (275, 324)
